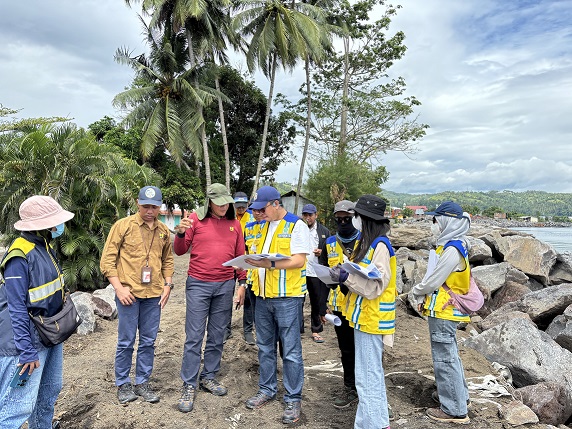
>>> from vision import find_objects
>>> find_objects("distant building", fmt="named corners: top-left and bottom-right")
top-left (518, 216), bottom-right (539, 223)
top-left (280, 190), bottom-right (315, 217)
top-left (494, 212), bottom-right (507, 220)
top-left (405, 205), bottom-right (427, 219)
top-left (159, 204), bottom-right (184, 230)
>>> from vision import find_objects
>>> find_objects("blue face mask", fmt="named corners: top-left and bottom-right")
top-left (51, 223), bottom-right (65, 239)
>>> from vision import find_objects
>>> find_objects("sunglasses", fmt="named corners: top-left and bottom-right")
top-left (253, 202), bottom-right (273, 214)
top-left (335, 216), bottom-right (353, 224)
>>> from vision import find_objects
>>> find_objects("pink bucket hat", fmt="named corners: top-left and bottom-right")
top-left (14, 196), bottom-right (75, 231)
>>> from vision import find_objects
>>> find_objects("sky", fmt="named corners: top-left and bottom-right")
top-left (1, 0), bottom-right (571, 194)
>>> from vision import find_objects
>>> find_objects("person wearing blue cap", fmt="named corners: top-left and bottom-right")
top-left (243, 186), bottom-right (311, 425)
top-left (411, 201), bottom-right (472, 425)
top-left (301, 203), bottom-right (330, 343)
top-left (100, 186), bottom-right (174, 404)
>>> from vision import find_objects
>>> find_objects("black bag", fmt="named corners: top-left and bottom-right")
top-left (30, 293), bottom-right (83, 347)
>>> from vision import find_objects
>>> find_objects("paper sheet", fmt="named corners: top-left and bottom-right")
top-left (341, 262), bottom-right (383, 280)
top-left (325, 313), bottom-right (342, 326)
top-left (222, 253), bottom-right (291, 270)
top-left (308, 261), bottom-right (339, 284)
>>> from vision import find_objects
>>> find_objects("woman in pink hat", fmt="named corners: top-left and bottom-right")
top-left (0, 196), bottom-right (74, 428)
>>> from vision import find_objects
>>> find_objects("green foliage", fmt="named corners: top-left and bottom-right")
top-left (0, 123), bottom-right (160, 291)
top-left (401, 207), bottom-right (414, 218)
top-left (383, 190), bottom-right (572, 217)
top-left (0, 105), bottom-right (69, 133)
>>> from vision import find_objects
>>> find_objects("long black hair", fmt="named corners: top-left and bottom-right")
top-left (351, 214), bottom-right (390, 262)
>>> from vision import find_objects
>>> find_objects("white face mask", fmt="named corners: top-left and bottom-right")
top-left (430, 223), bottom-right (440, 236)
top-left (352, 216), bottom-right (362, 231)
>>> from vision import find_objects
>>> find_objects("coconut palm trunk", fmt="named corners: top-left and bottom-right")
top-left (294, 57), bottom-right (312, 214)
top-left (215, 71), bottom-right (231, 190)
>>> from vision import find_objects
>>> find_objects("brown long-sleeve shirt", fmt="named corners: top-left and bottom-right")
top-left (100, 213), bottom-right (174, 298)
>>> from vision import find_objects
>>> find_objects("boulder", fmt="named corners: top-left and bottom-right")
top-left (502, 235), bottom-right (557, 285)
top-left (394, 247), bottom-right (426, 265)
top-left (71, 291), bottom-right (96, 335)
top-left (472, 262), bottom-right (513, 298)
top-left (479, 230), bottom-right (508, 261)
top-left (491, 281), bottom-right (531, 310)
top-left (499, 400), bottom-right (539, 426)
top-left (465, 318), bottom-right (572, 403)
top-left (92, 296), bottom-right (114, 319)
top-left (546, 306), bottom-right (572, 352)
top-left (93, 285), bottom-right (117, 319)
top-left (410, 258), bottom-right (429, 288)
top-left (395, 265), bottom-right (404, 294)
top-left (478, 310), bottom-right (532, 331)
top-left (389, 225), bottom-right (433, 250)
top-left (515, 283), bottom-right (572, 327)
top-left (550, 253), bottom-right (572, 285)
top-left (515, 382), bottom-right (572, 425)
top-left (401, 260), bottom-right (415, 283)
top-left (467, 236), bottom-right (492, 262)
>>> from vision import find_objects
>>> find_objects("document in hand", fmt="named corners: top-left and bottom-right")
top-left (307, 262), bottom-right (339, 284)
top-left (222, 253), bottom-right (291, 270)
top-left (341, 262), bottom-right (383, 280)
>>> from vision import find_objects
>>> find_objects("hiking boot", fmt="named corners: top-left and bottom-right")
top-left (282, 401), bottom-right (301, 424)
top-left (178, 383), bottom-right (196, 413)
top-left (199, 378), bottom-right (227, 396)
top-left (426, 407), bottom-right (470, 425)
top-left (117, 382), bottom-right (138, 404)
top-left (244, 331), bottom-right (256, 345)
top-left (245, 391), bottom-right (275, 409)
top-left (333, 387), bottom-right (358, 409)
top-left (133, 382), bottom-right (160, 403)
top-left (431, 391), bottom-right (471, 406)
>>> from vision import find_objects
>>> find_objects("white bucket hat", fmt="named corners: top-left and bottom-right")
top-left (14, 196), bottom-right (75, 231)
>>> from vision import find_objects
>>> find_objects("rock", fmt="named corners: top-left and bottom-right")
top-left (478, 310), bottom-right (533, 331)
top-left (395, 247), bottom-right (426, 265)
top-left (491, 281), bottom-right (531, 309)
top-left (395, 265), bottom-right (404, 294)
top-left (515, 283), bottom-right (572, 327)
top-left (410, 258), bottom-right (429, 288)
top-left (546, 306), bottom-right (572, 352)
top-left (499, 400), bottom-right (539, 425)
top-left (515, 382), bottom-right (572, 425)
top-left (472, 262), bottom-right (513, 297)
top-left (550, 253), bottom-right (572, 285)
top-left (71, 291), bottom-right (96, 335)
top-left (465, 318), bottom-right (572, 402)
top-left (93, 285), bottom-right (117, 319)
top-left (502, 235), bottom-right (557, 285)
top-left (92, 296), bottom-right (114, 319)
top-left (401, 260), bottom-right (415, 283)
top-left (479, 230), bottom-right (508, 261)
top-left (467, 236), bottom-right (492, 262)
top-left (389, 225), bottom-right (433, 250)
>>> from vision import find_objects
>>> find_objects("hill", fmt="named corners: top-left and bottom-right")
top-left (382, 189), bottom-right (572, 217)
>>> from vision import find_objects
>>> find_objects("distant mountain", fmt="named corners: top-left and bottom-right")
top-left (382, 190), bottom-right (572, 217)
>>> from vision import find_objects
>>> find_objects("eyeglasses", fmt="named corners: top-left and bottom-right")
top-left (253, 202), bottom-right (273, 214)
top-left (335, 216), bottom-right (352, 224)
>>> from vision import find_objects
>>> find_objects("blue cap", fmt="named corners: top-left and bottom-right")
top-left (249, 186), bottom-right (281, 210)
top-left (138, 186), bottom-right (163, 206)
top-left (426, 201), bottom-right (465, 218)
top-left (302, 204), bottom-right (317, 214)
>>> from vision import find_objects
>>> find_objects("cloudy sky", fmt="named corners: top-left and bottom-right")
top-left (2, 0), bottom-right (571, 194)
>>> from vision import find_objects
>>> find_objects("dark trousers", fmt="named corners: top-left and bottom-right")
top-left (307, 276), bottom-right (329, 334)
top-left (333, 310), bottom-right (355, 389)
top-left (243, 285), bottom-right (256, 334)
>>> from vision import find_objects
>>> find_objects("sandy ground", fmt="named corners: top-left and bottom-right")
top-left (54, 254), bottom-right (550, 429)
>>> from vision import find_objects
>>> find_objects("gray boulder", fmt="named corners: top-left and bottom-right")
top-left (502, 235), bottom-right (557, 285)
top-left (550, 253), bottom-right (572, 285)
top-left (71, 291), bottom-right (96, 335)
top-left (467, 236), bottom-right (492, 262)
top-left (395, 265), bottom-right (404, 294)
top-left (389, 225), bottom-right (433, 250)
top-left (478, 310), bottom-right (532, 331)
top-left (546, 305), bottom-right (572, 352)
top-left (514, 283), bottom-right (572, 327)
top-left (472, 262), bottom-right (513, 298)
top-left (515, 382), bottom-right (572, 425)
top-left (491, 281), bottom-right (531, 310)
top-left (499, 400), bottom-right (539, 426)
top-left (394, 246), bottom-right (425, 265)
top-left (93, 284), bottom-right (117, 319)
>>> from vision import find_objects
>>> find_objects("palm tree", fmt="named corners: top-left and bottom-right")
top-left (113, 18), bottom-right (213, 168)
top-left (232, 0), bottom-right (326, 197)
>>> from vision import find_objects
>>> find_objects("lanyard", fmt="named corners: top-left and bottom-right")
top-left (140, 225), bottom-right (157, 267)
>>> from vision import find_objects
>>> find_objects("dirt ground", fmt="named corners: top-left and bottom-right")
top-left (55, 254), bottom-right (550, 429)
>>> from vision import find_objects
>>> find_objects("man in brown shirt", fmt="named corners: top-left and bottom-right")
top-left (100, 186), bottom-right (174, 404)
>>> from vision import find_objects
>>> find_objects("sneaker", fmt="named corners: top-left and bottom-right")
top-left (426, 407), bottom-right (470, 425)
top-left (431, 391), bottom-right (471, 406)
top-left (245, 391), bottom-right (275, 409)
top-left (117, 382), bottom-right (138, 404)
top-left (133, 382), bottom-right (160, 403)
top-left (199, 378), bottom-right (228, 396)
top-left (333, 387), bottom-right (358, 409)
top-left (244, 331), bottom-right (256, 345)
top-left (178, 383), bottom-right (196, 413)
top-left (282, 401), bottom-right (301, 424)
top-left (388, 403), bottom-right (394, 421)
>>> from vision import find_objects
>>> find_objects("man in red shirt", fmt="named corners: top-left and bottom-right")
top-left (173, 183), bottom-right (246, 413)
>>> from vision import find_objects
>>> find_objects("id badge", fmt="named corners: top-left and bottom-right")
top-left (141, 266), bottom-right (152, 284)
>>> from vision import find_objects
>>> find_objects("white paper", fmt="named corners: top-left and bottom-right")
top-left (325, 313), bottom-right (342, 326)
top-left (422, 249), bottom-right (439, 282)
top-left (222, 253), bottom-right (291, 270)
top-left (341, 262), bottom-right (383, 280)
top-left (308, 261), bottom-right (339, 285)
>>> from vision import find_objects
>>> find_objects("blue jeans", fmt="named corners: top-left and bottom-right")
top-left (0, 343), bottom-right (63, 429)
top-left (428, 316), bottom-right (469, 416)
top-left (115, 296), bottom-right (161, 386)
top-left (255, 296), bottom-right (304, 403)
top-left (181, 277), bottom-right (235, 387)
top-left (354, 329), bottom-right (388, 429)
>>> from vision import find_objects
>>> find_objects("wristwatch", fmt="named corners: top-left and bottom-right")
top-left (269, 261), bottom-right (276, 271)
top-left (164, 282), bottom-right (175, 289)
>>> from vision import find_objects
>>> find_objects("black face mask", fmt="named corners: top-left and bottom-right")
top-left (337, 222), bottom-right (357, 238)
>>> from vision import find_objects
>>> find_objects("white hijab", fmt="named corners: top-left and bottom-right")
top-left (435, 213), bottom-right (471, 250)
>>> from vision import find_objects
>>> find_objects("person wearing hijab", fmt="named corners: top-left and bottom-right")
top-left (0, 196), bottom-right (74, 428)
top-left (329, 195), bottom-right (396, 429)
top-left (411, 201), bottom-right (472, 425)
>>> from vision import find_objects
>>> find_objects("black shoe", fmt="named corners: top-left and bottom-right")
top-left (244, 331), bottom-right (256, 345)
top-left (178, 383), bottom-right (196, 413)
top-left (117, 382), bottom-right (138, 404)
top-left (134, 381), bottom-right (160, 403)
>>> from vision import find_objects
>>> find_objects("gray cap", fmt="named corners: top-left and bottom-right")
top-left (334, 200), bottom-right (355, 214)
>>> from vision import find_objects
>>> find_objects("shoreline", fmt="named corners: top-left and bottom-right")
top-left (399, 218), bottom-right (572, 228)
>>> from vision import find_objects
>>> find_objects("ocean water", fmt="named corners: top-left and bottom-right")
top-left (512, 227), bottom-right (572, 253)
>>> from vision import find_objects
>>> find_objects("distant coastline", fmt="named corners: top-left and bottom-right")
top-left (400, 218), bottom-right (571, 228)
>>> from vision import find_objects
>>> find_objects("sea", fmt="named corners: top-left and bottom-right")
top-left (512, 227), bottom-right (572, 254)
